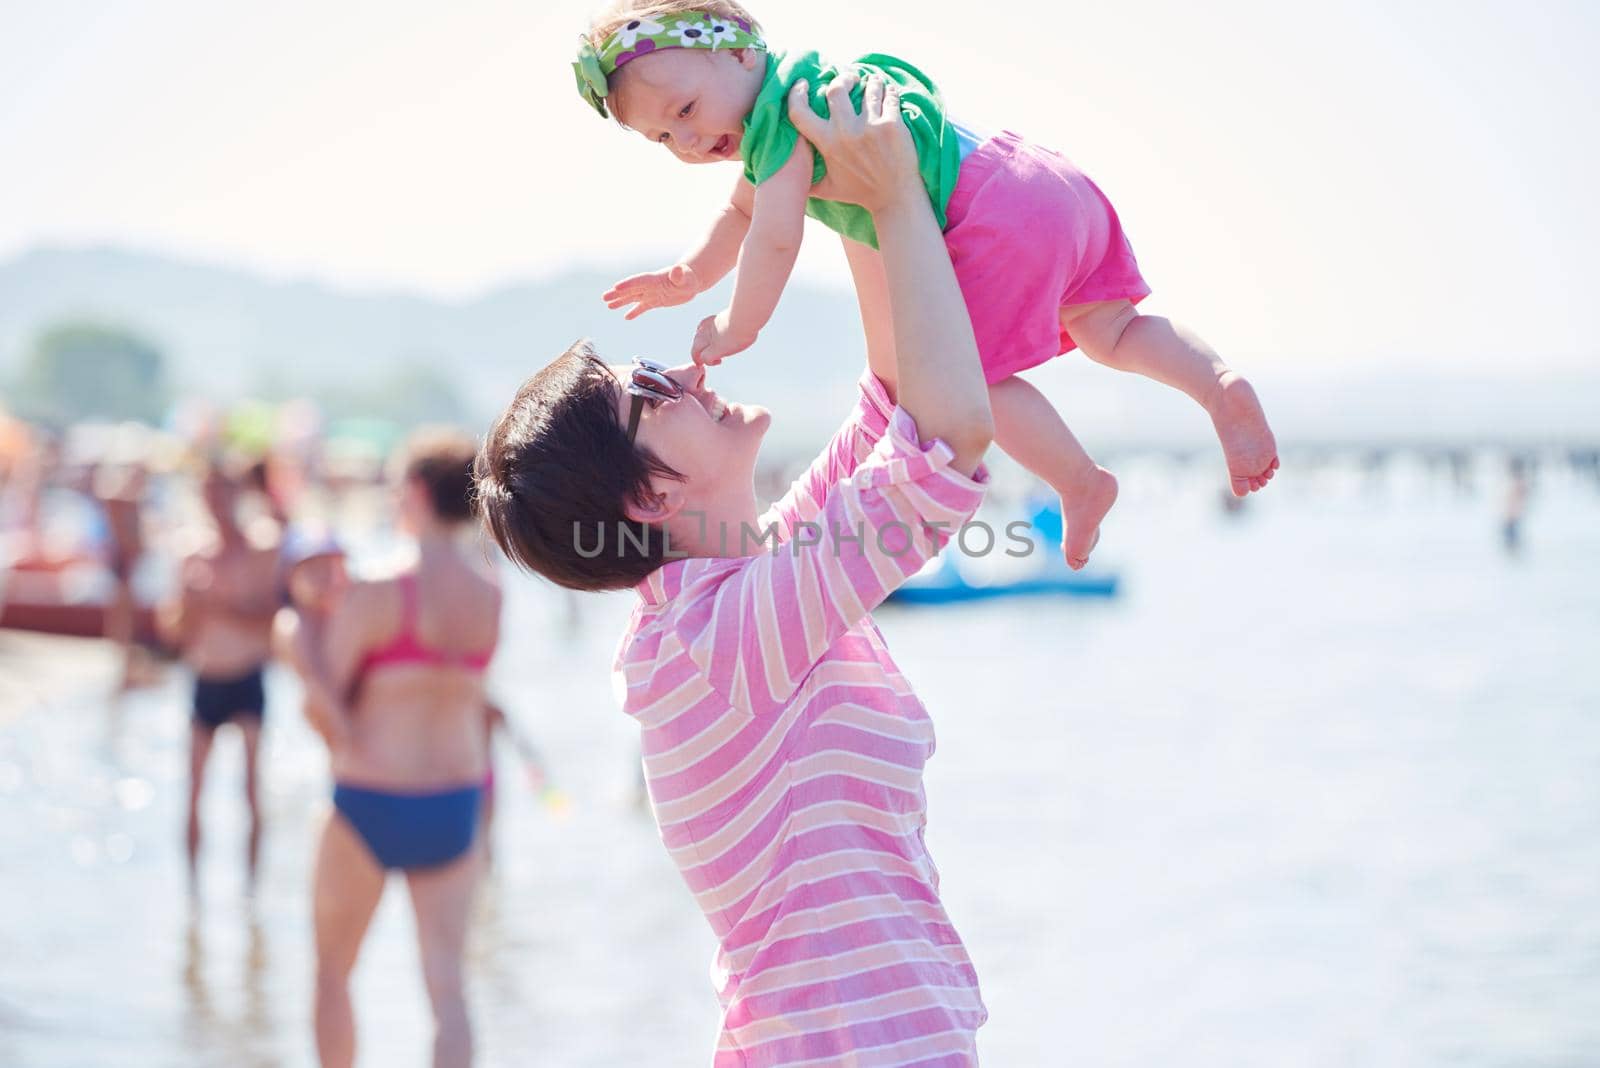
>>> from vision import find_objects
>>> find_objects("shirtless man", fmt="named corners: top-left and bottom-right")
top-left (161, 466), bottom-right (281, 890)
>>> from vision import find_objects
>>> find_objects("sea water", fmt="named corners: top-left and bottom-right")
top-left (1, 455), bottom-right (1596, 1067)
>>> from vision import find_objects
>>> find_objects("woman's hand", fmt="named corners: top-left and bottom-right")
top-left (791, 77), bottom-right (991, 473)
top-left (324, 711), bottom-right (352, 754)
top-left (603, 263), bottom-right (703, 320)
top-left (786, 73), bottom-right (919, 216)
top-left (309, 701), bottom-right (352, 753)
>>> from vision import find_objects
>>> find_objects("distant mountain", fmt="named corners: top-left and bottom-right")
top-left (0, 245), bottom-right (868, 453)
top-left (2, 246), bottom-right (1595, 452)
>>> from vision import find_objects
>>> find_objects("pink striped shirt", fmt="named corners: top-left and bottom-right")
top-left (613, 374), bottom-right (990, 1066)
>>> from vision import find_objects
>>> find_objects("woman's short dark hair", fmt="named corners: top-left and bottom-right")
top-left (400, 428), bottom-right (479, 524)
top-left (473, 341), bottom-right (683, 591)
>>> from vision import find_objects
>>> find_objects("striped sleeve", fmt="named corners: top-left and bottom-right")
top-left (684, 402), bottom-right (987, 716)
top-left (758, 373), bottom-right (893, 544)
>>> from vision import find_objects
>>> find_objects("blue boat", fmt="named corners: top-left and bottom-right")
top-left (885, 499), bottom-right (1119, 605)
top-left (886, 554), bottom-right (1119, 605)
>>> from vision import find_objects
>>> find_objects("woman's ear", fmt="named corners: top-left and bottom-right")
top-left (622, 481), bottom-right (684, 525)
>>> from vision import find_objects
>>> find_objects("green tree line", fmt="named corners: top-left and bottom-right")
top-left (9, 322), bottom-right (170, 425)
top-left (5, 320), bottom-right (471, 431)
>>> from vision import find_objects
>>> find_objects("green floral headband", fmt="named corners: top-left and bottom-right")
top-left (574, 12), bottom-right (766, 118)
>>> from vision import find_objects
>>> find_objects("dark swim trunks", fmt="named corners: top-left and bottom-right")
top-left (192, 667), bottom-right (266, 730)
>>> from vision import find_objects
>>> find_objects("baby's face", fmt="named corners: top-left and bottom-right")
top-left (611, 47), bottom-right (764, 165)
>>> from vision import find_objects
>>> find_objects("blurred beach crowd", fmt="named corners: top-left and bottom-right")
top-left (0, 390), bottom-right (411, 676)
top-left (4, 378), bottom-right (1597, 636)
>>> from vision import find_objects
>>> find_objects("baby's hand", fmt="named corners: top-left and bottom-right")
top-left (691, 310), bottom-right (755, 366)
top-left (604, 264), bottom-right (702, 320)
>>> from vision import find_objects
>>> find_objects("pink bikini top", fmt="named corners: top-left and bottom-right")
top-left (358, 573), bottom-right (494, 676)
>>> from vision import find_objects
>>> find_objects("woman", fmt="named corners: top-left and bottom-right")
top-left (313, 430), bottom-right (501, 1068)
top-left (476, 75), bottom-right (995, 1065)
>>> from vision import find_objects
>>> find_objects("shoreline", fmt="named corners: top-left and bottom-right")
top-left (0, 629), bottom-right (121, 717)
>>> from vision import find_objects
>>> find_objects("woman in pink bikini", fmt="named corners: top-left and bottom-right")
top-left (310, 429), bottom-right (501, 1068)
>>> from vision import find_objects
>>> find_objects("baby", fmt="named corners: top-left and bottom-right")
top-left (580, 0), bottom-right (1278, 567)
top-left (272, 529), bottom-right (351, 751)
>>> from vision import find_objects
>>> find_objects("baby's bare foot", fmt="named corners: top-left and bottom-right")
top-left (1060, 466), bottom-right (1118, 571)
top-left (1210, 371), bottom-right (1279, 496)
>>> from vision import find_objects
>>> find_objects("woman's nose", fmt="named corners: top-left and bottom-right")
top-left (667, 362), bottom-right (705, 391)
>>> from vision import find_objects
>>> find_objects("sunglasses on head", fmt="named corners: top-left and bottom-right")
top-left (624, 357), bottom-right (684, 442)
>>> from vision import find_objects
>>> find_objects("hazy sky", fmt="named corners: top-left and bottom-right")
top-left (2, 1), bottom-right (1596, 371)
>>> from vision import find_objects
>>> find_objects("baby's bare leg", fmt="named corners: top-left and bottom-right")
top-left (990, 376), bottom-right (1118, 570)
top-left (1062, 300), bottom-right (1279, 496)
top-left (841, 237), bottom-right (899, 398)
top-left (843, 240), bottom-right (1117, 564)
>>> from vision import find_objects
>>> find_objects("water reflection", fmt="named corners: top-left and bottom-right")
top-left (181, 905), bottom-right (282, 1068)
top-left (466, 873), bottom-right (533, 1044)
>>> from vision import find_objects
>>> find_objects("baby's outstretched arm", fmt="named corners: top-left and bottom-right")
top-left (604, 173), bottom-right (755, 319)
top-left (691, 140), bottom-right (813, 364)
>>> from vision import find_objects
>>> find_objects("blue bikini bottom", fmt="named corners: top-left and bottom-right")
top-left (333, 782), bottom-right (482, 870)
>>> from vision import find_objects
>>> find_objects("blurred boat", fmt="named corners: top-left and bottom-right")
top-left (886, 498), bottom-right (1119, 605)
top-left (0, 557), bottom-right (158, 641)
top-left (887, 554), bottom-right (1118, 605)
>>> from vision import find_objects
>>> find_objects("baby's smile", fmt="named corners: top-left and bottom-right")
top-left (683, 130), bottom-right (739, 164)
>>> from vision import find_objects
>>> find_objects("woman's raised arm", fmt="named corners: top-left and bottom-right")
top-left (787, 75), bottom-right (993, 474)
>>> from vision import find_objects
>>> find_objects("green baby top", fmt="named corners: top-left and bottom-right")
top-left (741, 49), bottom-right (960, 250)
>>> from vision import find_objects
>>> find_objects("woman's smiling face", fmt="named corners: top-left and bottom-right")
top-left (611, 47), bottom-right (765, 164)
top-left (611, 360), bottom-right (770, 499)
